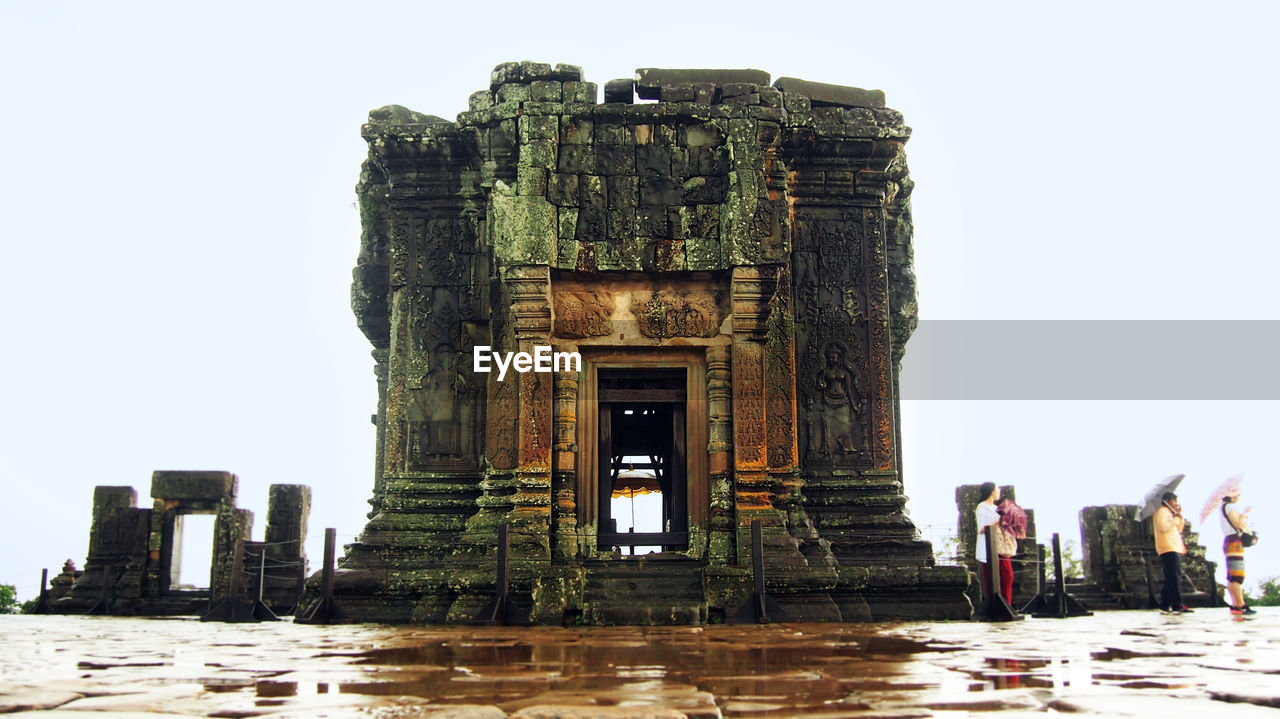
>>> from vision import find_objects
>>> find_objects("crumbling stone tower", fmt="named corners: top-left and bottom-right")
top-left (319, 62), bottom-right (968, 623)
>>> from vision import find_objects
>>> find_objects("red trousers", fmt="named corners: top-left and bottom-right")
top-left (980, 557), bottom-right (1014, 604)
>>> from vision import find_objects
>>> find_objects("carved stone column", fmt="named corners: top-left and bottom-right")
top-left (705, 343), bottom-right (734, 564)
top-left (552, 366), bottom-right (579, 561)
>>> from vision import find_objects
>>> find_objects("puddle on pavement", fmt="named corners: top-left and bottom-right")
top-left (7, 614), bottom-right (1277, 717)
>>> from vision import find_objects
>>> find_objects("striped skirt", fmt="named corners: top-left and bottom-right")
top-left (1224, 534), bottom-right (1245, 584)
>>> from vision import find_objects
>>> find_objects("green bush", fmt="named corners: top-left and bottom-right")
top-left (0, 584), bottom-right (20, 614)
top-left (1246, 577), bottom-right (1280, 607)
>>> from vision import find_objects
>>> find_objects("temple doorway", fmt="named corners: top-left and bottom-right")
top-left (597, 368), bottom-right (687, 554)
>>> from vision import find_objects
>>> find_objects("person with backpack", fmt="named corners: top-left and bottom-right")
top-left (1221, 492), bottom-right (1258, 616)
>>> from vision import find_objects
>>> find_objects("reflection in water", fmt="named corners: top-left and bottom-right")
top-left (4, 613), bottom-right (1277, 717)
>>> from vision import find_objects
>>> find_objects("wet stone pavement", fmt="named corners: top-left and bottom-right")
top-left (1, 610), bottom-right (1278, 718)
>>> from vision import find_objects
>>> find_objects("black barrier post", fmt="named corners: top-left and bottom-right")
top-left (975, 525), bottom-right (1019, 621)
top-left (476, 523), bottom-right (524, 625)
top-left (1032, 533), bottom-right (1092, 618)
top-left (203, 536), bottom-right (278, 622)
top-left (32, 568), bottom-right (53, 614)
top-left (299, 528), bottom-right (345, 624)
top-left (1020, 544), bottom-right (1048, 614)
top-left (730, 519), bottom-right (789, 624)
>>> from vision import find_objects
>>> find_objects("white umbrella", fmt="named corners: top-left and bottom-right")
top-left (1135, 474), bottom-right (1185, 521)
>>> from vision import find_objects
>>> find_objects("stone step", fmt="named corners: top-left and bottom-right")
top-left (583, 559), bottom-right (705, 623)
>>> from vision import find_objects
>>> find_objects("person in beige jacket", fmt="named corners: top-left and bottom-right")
top-left (1153, 492), bottom-right (1190, 613)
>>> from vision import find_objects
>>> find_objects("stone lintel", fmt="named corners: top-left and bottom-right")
top-left (150, 471), bottom-right (237, 502)
top-left (772, 77), bottom-right (886, 108)
top-left (634, 68), bottom-right (771, 100)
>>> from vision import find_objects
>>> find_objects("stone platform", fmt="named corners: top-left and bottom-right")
top-left (2, 612), bottom-right (1277, 717)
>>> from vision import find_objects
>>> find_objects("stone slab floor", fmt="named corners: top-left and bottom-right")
top-left (1, 610), bottom-right (1277, 717)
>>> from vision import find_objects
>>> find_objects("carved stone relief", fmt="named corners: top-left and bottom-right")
top-left (805, 341), bottom-right (864, 457)
top-left (407, 343), bottom-right (478, 467)
top-left (633, 290), bottom-right (725, 339)
top-left (553, 291), bottom-right (614, 338)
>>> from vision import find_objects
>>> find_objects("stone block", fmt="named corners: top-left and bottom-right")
top-left (547, 173), bottom-right (579, 206)
top-left (557, 207), bottom-right (578, 239)
top-left (639, 174), bottom-right (681, 206)
top-left (758, 86), bottom-right (782, 108)
top-left (580, 174), bottom-right (606, 207)
top-left (683, 124), bottom-right (723, 148)
top-left (576, 206), bottom-right (606, 242)
top-left (634, 68), bottom-right (770, 100)
top-left (635, 144), bottom-right (672, 176)
top-left (559, 116), bottom-right (593, 145)
top-left (686, 233), bottom-right (722, 270)
top-left (557, 145), bottom-right (595, 174)
top-left (495, 83), bottom-right (531, 104)
top-left (655, 239), bottom-right (686, 271)
top-left (552, 63), bottom-right (583, 81)
top-left (660, 84), bottom-right (696, 103)
top-left (681, 175), bottom-right (728, 204)
top-left (530, 80), bottom-right (562, 102)
top-left (594, 122), bottom-right (630, 145)
top-left (516, 167), bottom-right (547, 196)
top-left (520, 115), bottom-right (558, 141)
top-left (693, 82), bottom-right (716, 104)
top-left (637, 206), bottom-right (670, 239)
top-left (606, 207), bottom-right (635, 241)
top-left (519, 139), bottom-right (556, 169)
top-left (468, 91), bottom-right (494, 111)
top-left (490, 189), bottom-right (556, 266)
top-left (524, 102), bottom-right (564, 117)
top-left (720, 82), bottom-right (759, 98)
top-left (572, 81), bottom-right (598, 103)
top-left (607, 175), bottom-right (637, 207)
top-left (603, 78), bottom-right (634, 103)
top-left (556, 234), bottom-right (578, 270)
top-left (669, 147), bottom-right (689, 176)
top-left (782, 92), bottom-right (811, 112)
top-left (773, 76), bottom-right (886, 108)
top-left (691, 146), bottom-right (729, 176)
top-left (594, 144), bottom-right (634, 175)
top-left (151, 471), bottom-right (237, 501)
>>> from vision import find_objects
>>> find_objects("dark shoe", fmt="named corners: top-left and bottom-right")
top-left (1175, 606), bottom-right (1194, 613)
top-left (1242, 605), bottom-right (1257, 615)
top-left (1230, 605), bottom-right (1245, 615)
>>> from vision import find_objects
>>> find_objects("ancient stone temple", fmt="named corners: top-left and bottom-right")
top-left (54, 472), bottom-right (310, 616)
top-left (317, 62), bottom-right (969, 624)
top-left (1076, 504), bottom-right (1220, 609)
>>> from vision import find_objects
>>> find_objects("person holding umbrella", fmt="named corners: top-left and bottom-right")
top-left (1220, 491), bottom-right (1257, 616)
top-left (1153, 491), bottom-right (1191, 613)
top-left (1200, 475), bottom-right (1258, 616)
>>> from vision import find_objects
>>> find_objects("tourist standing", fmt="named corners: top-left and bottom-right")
top-left (1153, 492), bottom-right (1191, 613)
top-left (1221, 493), bottom-right (1258, 616)
top-left (975, 482), bottom-right (1013, 604)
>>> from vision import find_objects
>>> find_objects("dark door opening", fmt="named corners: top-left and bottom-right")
top-left (597, 369), bottom-right (688, 553)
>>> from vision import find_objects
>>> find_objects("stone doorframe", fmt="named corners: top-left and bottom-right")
top-left (571, 348), bottom-right (711, 560)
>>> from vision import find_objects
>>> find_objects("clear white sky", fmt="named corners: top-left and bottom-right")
top-left (2, 1), bottom-right (1277, 603)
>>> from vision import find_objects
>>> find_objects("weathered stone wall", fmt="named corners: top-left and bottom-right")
top-left (53, 475), bottom-right (311, 616)
top-left (1078, 504), bottom-right (1220, 608)
top-left (328, 62), bottom-right (969, 624)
